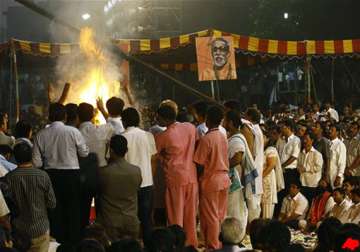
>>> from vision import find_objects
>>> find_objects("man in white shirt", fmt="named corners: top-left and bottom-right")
top-left (328, 124), bottom-right (346, 189)
top-left (268, 125), bottom-right (286, 157)
top-left (279, 181), bottom-right (309, 229)
top-left (33, 103), bottom-right (89, 245)
top-left (78, 103), bottom-right (114, 231)
top-left (297, 107), bottom-right (306, 121)
top-left (277, 119), bottom-right (301, 217)
top-left (296, 123), bottom-right (307, 138)
top-left (324, 102), bottom-right (339, 122)
top-left (97, 97), bottom-right (125, 134)
top-left (244, 108), bottom-right (264, 222)
top-left (78, 103), bottom-right (114, 168)
top-left (329, 188), bottom-right (353, 223)
top-left (0, 112), bottom-right (14, 147)
top-left (121, 107), bottom-right (157, 247)
top-left (297, 131), bottom-right (323, 203)
top-left (0, 145), bottom-right (17, 172)
top-left (344, 122), bottom-right (360, 176)
top-left (0, 189), bottom-right (10, 230)
top-left (347, 188), bottom-right (360, 225)
top-left (0, 163), bottom-right (8, 177)
top-left (223, 110), bottom-right (248, 239)
top-left (312, 103), bottom-right (321, 121)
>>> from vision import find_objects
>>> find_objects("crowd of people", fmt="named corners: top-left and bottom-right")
top-left (0, 92), bottom-right (359, 252)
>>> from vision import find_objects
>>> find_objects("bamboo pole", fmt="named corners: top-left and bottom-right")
top-left (10, 40), bottom-right (20, 123)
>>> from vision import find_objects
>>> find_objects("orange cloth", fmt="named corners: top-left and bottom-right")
top-left (155, 122), bottom-right (198, 186)
top-left (194, 128), bottom-right (230, 250)
top-left (165, 183), bottom-right (198, 247)
top-left (200, 189), bottom-right (228, 250)
top-left (155, 122), bottom-right (199, 247)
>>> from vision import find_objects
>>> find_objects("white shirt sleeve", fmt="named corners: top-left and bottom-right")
top-left (311, 151), bottom-right (324, 173)
top-left (297, 152), bottom-right (305, 171)
top-left (324, 196), bottom-right (336, 215)
top-left (0, 190), bottom-right (9, 217)
top-left (32, 135), bottom-right (43, 168)
top-left (280, 198), bottom-right (288, 215)
top-left (337, 142), bottom-right (347, 177)
top-left (0, 164), bottom-right (8, 177)
top-left (291, 138), bottom-right (301, 159)
top-left (228, 138), bottom-right (245, 160)
top-left (74, 130), bottom-right (89, 158)
top-left (103, 123), bottom-right (115, 142)
top-left (148, 133), bottom-right (157, 156)
top-left (294, 196), bottom-right (308, 216)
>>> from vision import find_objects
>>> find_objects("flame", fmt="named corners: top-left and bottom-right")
top-left (79, 27), bottom-right (105, 62)
top-left (66, 27), bottom-right (120, 124)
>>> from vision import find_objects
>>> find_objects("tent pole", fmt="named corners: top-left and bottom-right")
top-left (216, 80), bottom-right (221, 101)
top-left (8, 46), bottom-right (13, 124)
top-left (305, 56), bottom-right (311, 104)
top-left (331, 58), bottom-right (335, 104)
top-left (10, 40), bottom-right (20, 123)
top-left (210, 80), bottom-right (215, 99)
top-left (310, 64), bottom-right (318, 103)
top-left (14, 0), bottom-right (220, 106)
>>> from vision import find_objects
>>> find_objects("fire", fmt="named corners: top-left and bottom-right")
top-left (77, 68), bottom-right (111, 124)
top-left (66, 27), bottom-right (120, 124)
top-left (79, 27), bottom-right (105, 62)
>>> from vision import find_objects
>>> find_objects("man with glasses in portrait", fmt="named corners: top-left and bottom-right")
top-left (200, 38), bottom-right (237, 81)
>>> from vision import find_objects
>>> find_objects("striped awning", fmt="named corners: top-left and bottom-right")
top-left (114, 29), bottom-right (360, 56)
top-left (3, 29), bottom-right (360, 58)
top-left (11, 39), bottom-right (78, 57)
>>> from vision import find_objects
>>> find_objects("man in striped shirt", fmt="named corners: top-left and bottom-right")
top-left (6, 142), bottom-right (56, 252)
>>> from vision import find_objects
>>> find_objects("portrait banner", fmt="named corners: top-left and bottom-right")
top-left (196, 36), bottom-right (237, 82)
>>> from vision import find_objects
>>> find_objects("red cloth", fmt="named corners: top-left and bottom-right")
top-left (90, 206), bottom-right (96, 223)
top-left (309, 191), bottom-right (331, 225)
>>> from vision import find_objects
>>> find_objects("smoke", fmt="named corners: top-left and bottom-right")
top-left (48, 1), bottom-right (127, 108)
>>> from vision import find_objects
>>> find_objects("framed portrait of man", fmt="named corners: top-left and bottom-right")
top-left (196, 36), bottom-right (237, 82)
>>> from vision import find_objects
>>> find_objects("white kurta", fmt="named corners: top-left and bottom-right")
top-left (244, 123), bottom-right (264, 222)
top-left (298, 147), bottom-right (323, 188)
top-left (262, 147), bottom-right (277, 218)
top-left (328, 138), bottom-right (347, 189)
top-left (262, 147), bottom-right (280, 204)
top-left (347, 202), bottom-right (360, 225)
top-left (227, 133), bottom-right (248, 237)
top-left (329, 199), bottom-right (353, 223)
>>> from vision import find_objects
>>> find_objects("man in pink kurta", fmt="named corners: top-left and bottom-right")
top-left (155, 105), bottom-right (198, 247)
top-left (194, 106), bottom-right (230, 251)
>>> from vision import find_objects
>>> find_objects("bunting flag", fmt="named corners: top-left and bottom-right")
top-left (113, 29), bottom-right (360, 56)
top-left (2, 29), bottom-right (360, 58)
top-left (11, 39), bottom-right (78, 57)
